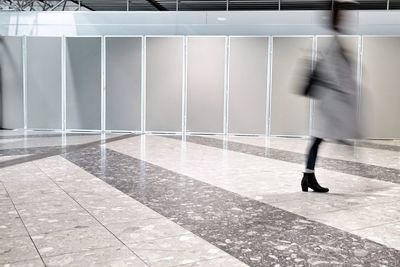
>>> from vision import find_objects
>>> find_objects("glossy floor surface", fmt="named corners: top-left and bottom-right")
top-left (1, 130), bottom-right (399, 266)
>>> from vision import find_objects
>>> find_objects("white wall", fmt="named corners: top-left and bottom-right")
top-left (1, 11), bottom-right (400, 37)
top-left (1, 11), bottom-right (399, 138)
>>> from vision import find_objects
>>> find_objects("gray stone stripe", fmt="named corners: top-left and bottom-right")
top-left (167, 136), bottom-right (400, 185)
top-left (63, 146), bottom-right (400, 266)
top-left (0, 134), bottom-right (138, 169)
top-left (356, 141), bottom-right (400, 152)
top-left (325, 140), bottom-right (400, 152)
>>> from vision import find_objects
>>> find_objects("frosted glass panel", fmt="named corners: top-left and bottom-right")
top-left (27, 37), bottom-right (62, 129)
top-left (0, 37), bottom-right (23, 129)
top-left (187, 37), bottom-right (226, 133)
top-left (106, 37), bottom-right (142, 131)
top-left (270, 37), bottom-right (312, 136)
top-left (146, 37), bottom-right (183, 132)
top-left (361, 37), bottom-right (400, 138)
top-left (66, 37), bottom-right (101, 130)
top-left (228, 37), bottom-right (269, 135)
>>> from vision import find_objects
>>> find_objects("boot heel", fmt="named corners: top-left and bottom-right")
top-left (302, 185), bottom-right (308, 192)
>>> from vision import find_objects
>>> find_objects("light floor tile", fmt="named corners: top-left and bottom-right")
top-left (106, 218), bottom-right (191, 243)
top-left (0, 216), bottom-right (27, 239)
top-left (1, 259), bottom-right (45, 267)
top-left (23, 211), bottom-right (99, 235)
top-left (176, 256), bottom-right (248, 267)
top-left (107, 135), bottom-right (400, 250)
top-left (0, 236), bottom-right (40, 264)
top-left (31, 226), bottom-right (121, 258)
top-left (15, 199), bottom-right (81, 219)
top-left (352, 222), bottom-right (400, 250)
top-left (127, 234), bottom-right (230, 267)
top-left (43, 246), bottom-right (147, 267)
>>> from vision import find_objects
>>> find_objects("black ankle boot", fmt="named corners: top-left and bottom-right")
top-left (301, 172), bottom-right (329, 193)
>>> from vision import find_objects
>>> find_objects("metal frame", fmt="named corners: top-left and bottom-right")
top-left (182, 36), bottom-right (188, 135)
top-left (22, 36), bottom-right (28, 130)
top-left (224, 36), bottom-right (230, 135)
top-left (309, 35), bottom-right (317, 136)
top-left (61, 35), bottom-right (67, 132)
top-left (11, 33), bottom-right (400, 140)
top-left (267, 36), bottom-right (273, 137)
top-left (101, 36), bottom-right (106, 133)
top-left (141, 36), bottom-right (146, 134)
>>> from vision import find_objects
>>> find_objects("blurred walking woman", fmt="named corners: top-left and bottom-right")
top-left (301, 0), bottom-right (359, 193)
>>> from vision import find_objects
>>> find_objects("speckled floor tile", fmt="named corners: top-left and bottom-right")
top-left (0, 236), bottom-right (41, 264)
top-left (15, 199), bottom-right (81, 220)
top-left (212, 135), bottom-right (400, 168)
top-left (8, 190), bottom-right (71, 205)
top-left (31, 226), bottom-right (121, 258)
top-left (352, 222), bottom-right (400, 250)
top-left (168, 136), bottom-right (400, 184)
top-left (107, 136), bottom-right (400, 240)
top-left (106, 217), bottom-right (191, 243)
top-left (0, 202), bottom-right (18, 218)
top-left (127, 234), bottom-right (230, 267)
top-left (1, 259), bottom-right (45, 267)
top-left (308, 201), bottom-right (400, 232)
top-left (3, 181), bottom-right (61, 194)
top-left (0, 216), bottom-right (27, 239)
top-left (43, 246), bottom-right (147, 267)
top-left (23, 211), bottom-right (100, 235)
top-left (175, 256), bottom-right (248, 267)
top-left (0, 133), bottom-right (137, 168)
top-left (63, 146), bottom-right (400, 266)
top-left (84, 201), bottom-right (162, 225)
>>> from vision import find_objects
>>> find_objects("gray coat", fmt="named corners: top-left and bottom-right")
top-left (312, 37), bottom-right (359, 140)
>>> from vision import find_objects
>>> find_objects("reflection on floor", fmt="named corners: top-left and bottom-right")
top-left (0, 130), bottom-right (399, 266)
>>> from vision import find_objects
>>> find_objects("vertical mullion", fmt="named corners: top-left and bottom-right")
top-left (182, 37), bottom-right (187, 135)
top-left (141, 36), bottom-right (146, 134)
top-left (267, 37), bottom-right (274, 136)
top-left (101, 36), bottom-right (106, 133)
top-left (22, 36), bottom-right (28, 130)
top-left (223, 36), bottom-right (230, 135)
top-left (309, 36), bottom-right (317, 136)
top-left (61, 36), bottom-right (66, 132)
top-left (265, 36), bottom-right (271, 136)
top-left (357, 36), bottom-right (364, 127)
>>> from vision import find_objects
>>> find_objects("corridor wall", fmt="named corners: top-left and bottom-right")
top-left (106, 37), bottom-right (142, 132)
top-left (26, 37), bottom-right (62, 130)
top-left (270, 37), bottom-right (313, 136)
top-left (0, 37), bottom-right (24, 129)
top-left (145, 36), bottom-right (184, 132)
top-left (228, 37), bottom-right (269, 135)
top-left (186, 37), bottom-right (226, 133)
top-left (66, 37), bottom-right (102, 131)
top-left (1, 34), bottom-right (400, 139)
top-left (361, 37), bottom-right (400, 139)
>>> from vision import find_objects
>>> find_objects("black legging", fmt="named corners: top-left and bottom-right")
top-left (306, 137), bottom-right (323, 170)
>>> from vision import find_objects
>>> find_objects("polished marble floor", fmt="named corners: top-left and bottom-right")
top-left (0, 130), bottom-right (399, 266)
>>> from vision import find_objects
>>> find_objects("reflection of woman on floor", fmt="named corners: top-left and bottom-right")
top-left (301, 0), bottom-right (359, 193)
